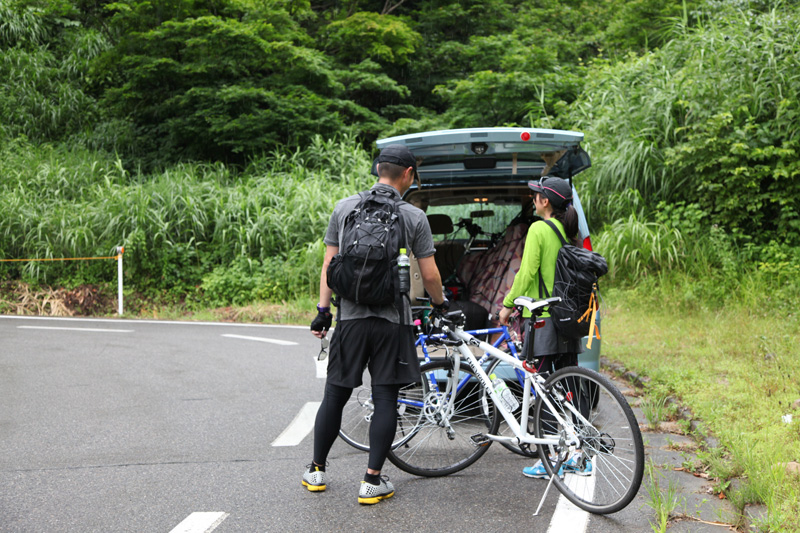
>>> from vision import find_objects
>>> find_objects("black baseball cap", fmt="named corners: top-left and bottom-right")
top-left (371, 144), bottom-right (418, 179)
top-left (528, 177), bottom-right (573, 209)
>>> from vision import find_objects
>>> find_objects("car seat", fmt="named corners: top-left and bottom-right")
top-left (427, 214), bottom-right (466, 282)
top-left (458, 222), bottom-right (530, 314)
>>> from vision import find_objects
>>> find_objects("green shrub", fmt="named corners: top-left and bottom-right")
top-left (201, 258), bottom-right (283, 307)
top-left (593, 215), bottom-right (684, 282)
top-left (571, 4), bottom-right (800, 244)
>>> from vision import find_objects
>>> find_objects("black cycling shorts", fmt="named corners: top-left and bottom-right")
top-left (327, 318), bottom-right (420, 388)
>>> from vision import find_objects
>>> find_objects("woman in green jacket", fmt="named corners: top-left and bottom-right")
top-left (498, 176), bottom-right (588, 479)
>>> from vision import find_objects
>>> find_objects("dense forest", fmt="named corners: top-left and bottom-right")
top-left (1, 0), bottom-right (799, 310)
top-left (1, 0), bottom-right (701, 165)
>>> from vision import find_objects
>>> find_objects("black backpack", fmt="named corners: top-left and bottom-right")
top-left (539, 220), bottom-right (608, 340)
top-left (327, 190), bottom-right (406, 306)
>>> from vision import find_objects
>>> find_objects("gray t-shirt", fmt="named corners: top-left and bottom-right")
top-left (324, 183), bottom-right (436, 325)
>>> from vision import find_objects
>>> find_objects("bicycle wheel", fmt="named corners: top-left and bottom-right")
top-left (534, 366), bottom-right (644, 514)
top-left (387, 359), bottom-right (501, 477)
top-left (338, 378), bottom-right (425, 452)
top-left (484, 357), bottom-right (538, 458)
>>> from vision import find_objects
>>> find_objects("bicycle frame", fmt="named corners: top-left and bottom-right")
top-left (341, 323), bottom-right (525, 431)
top-left (435, 324), bottom-right (584, 450)
top-left (398, 325), bottom-right (523, 411)
top-left (416, 325), bottom-right (520, 363)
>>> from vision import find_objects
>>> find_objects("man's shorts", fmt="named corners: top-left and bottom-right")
top-left (327, 317), bottom-right (420, 388)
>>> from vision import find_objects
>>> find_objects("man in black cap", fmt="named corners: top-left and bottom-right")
top-left (303, 144), bottom-right (448, 504)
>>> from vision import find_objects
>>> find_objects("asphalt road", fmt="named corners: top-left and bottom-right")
top-left (0, 315), bottom-right (652, 532)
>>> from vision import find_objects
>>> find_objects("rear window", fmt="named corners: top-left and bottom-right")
top-left (427, 203), bottom-right (525, 240)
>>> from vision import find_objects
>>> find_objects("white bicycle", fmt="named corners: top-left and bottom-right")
top-left (386, 296), bottom-right (645, 515)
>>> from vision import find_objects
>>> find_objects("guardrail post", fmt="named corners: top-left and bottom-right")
top-left (116, 246), bottom-right (124, 316)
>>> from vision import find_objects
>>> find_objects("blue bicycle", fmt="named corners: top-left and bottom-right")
top-left (337, 307), bottom-right (536, 457)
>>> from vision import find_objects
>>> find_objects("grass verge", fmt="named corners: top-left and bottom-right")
top-left (0, 281), bottom-right (317, 325)
top-left (644, 460), bottom-right (683, 533)
top-left (602, 282), bottom-right (800, 531)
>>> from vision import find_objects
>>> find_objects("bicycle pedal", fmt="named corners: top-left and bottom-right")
top-left (470, 434), bottom-right (490, 447)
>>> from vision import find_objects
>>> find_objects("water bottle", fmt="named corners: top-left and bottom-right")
top-left (490, 373), bottom-right (520, 412)
top-left (397, 247), bottom-right (410, 294)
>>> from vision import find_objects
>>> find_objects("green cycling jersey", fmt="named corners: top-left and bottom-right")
top-left (502, 218), bottom-right (567, 317)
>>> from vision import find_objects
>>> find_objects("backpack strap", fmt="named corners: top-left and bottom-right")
top-left (357, 189), bottom-right (408, 251)
top-left (387, 195), bottom-right (409, 321)
top-left (366, 188), bottom-right (409, 319)
top-left (537, 219), bottom-right (567, 299)
top-left (376, 188), bottom-right (408, 251)
top-left (543, 219), bottom-right (568, 246)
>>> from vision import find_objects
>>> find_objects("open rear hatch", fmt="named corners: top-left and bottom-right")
top-left (375, 128), bottom-right (591, 193)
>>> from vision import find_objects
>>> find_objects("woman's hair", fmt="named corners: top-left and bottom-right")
top-left (545, 195), bottom-right (580, 247)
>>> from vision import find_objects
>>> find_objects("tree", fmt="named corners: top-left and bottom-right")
top-left (323, 10), bottom-right (421, 65)
top-left (91, 14), bottom-right (360, 164)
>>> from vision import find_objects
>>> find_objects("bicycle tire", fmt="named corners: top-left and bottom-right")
top-left (387, 359), bottom-right (500, 477)
top-left (484, 357), bottom-right (538, 458)
top-left (534, 366), bottom-right (644, 514)
top-left (338, 380), bottom-right (425, 452)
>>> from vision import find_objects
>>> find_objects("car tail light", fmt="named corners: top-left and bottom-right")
top-left (520, 131), bottom-right (531, 141)
top-left (583, 236), bottom-right (593, 251)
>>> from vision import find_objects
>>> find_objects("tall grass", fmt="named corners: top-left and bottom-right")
top-left (606, 281), bottom-right (800, 530)
top-left (593, 215), bottom-right (684, 282)
top-left (0, 135), bottom-right (373, 300)
top-left (0, 0), bottom-right (51, 48)
top-left (0, 0), bottom-right (108, 143)
top-left (570, 4), bottom-right (800, 239)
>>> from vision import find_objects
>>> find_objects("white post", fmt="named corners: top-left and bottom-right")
top-left (116, 246), bottom-right (124, 316)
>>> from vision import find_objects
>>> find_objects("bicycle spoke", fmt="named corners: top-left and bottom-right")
top-left (339, 380), bottom-right (425, 451)
top-left (534, 366), bottom-right (644, 514)
top-left (387, 361), bottom-right (500, 477)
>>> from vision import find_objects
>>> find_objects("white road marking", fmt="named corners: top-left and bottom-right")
top-left (546, 473), bottom-right (594, 533)
top-left (16, 326), bottom-right (133, 333)
top-left (221, 334), bottom-right (297, 346)
top-left (315, 357), bottom-right (327, 378)
top-left (271, 402), bottom-right (321, 446)
top-left (1, 315), bottom-right (306, 329)
top-left (169, 512), bottom-right (228, 533)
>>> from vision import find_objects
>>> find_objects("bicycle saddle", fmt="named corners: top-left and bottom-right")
top-left (513, 296), bottom-right (561, 314)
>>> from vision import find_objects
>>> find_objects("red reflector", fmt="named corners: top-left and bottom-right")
top-left (582, 236), bottom-right (593, 251)
top-left (520, 131), bottom-right (531, 141)
top-left (566, 391), bottom-right (574, 402)
top-left (533, 319), bottom-right (546, 329)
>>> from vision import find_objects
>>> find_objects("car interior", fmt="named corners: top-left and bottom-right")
top-left (406, 189), bottom-right (539, 329)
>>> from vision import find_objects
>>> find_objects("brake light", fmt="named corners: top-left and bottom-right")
top-left (583, 236), bottom-right (593, 251)
top-left (520, 131), bottom-right (531, 141)
top-left (533, 319), bottom-right (546, 329)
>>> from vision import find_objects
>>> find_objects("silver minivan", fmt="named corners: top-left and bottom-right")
top-left (375, 127), bottom-right (601, 370)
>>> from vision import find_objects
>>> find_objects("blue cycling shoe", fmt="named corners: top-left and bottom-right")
top-left (523, 454), bottom-right (593, 479)
top-left (522, 460), bottom-right (560, 479)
